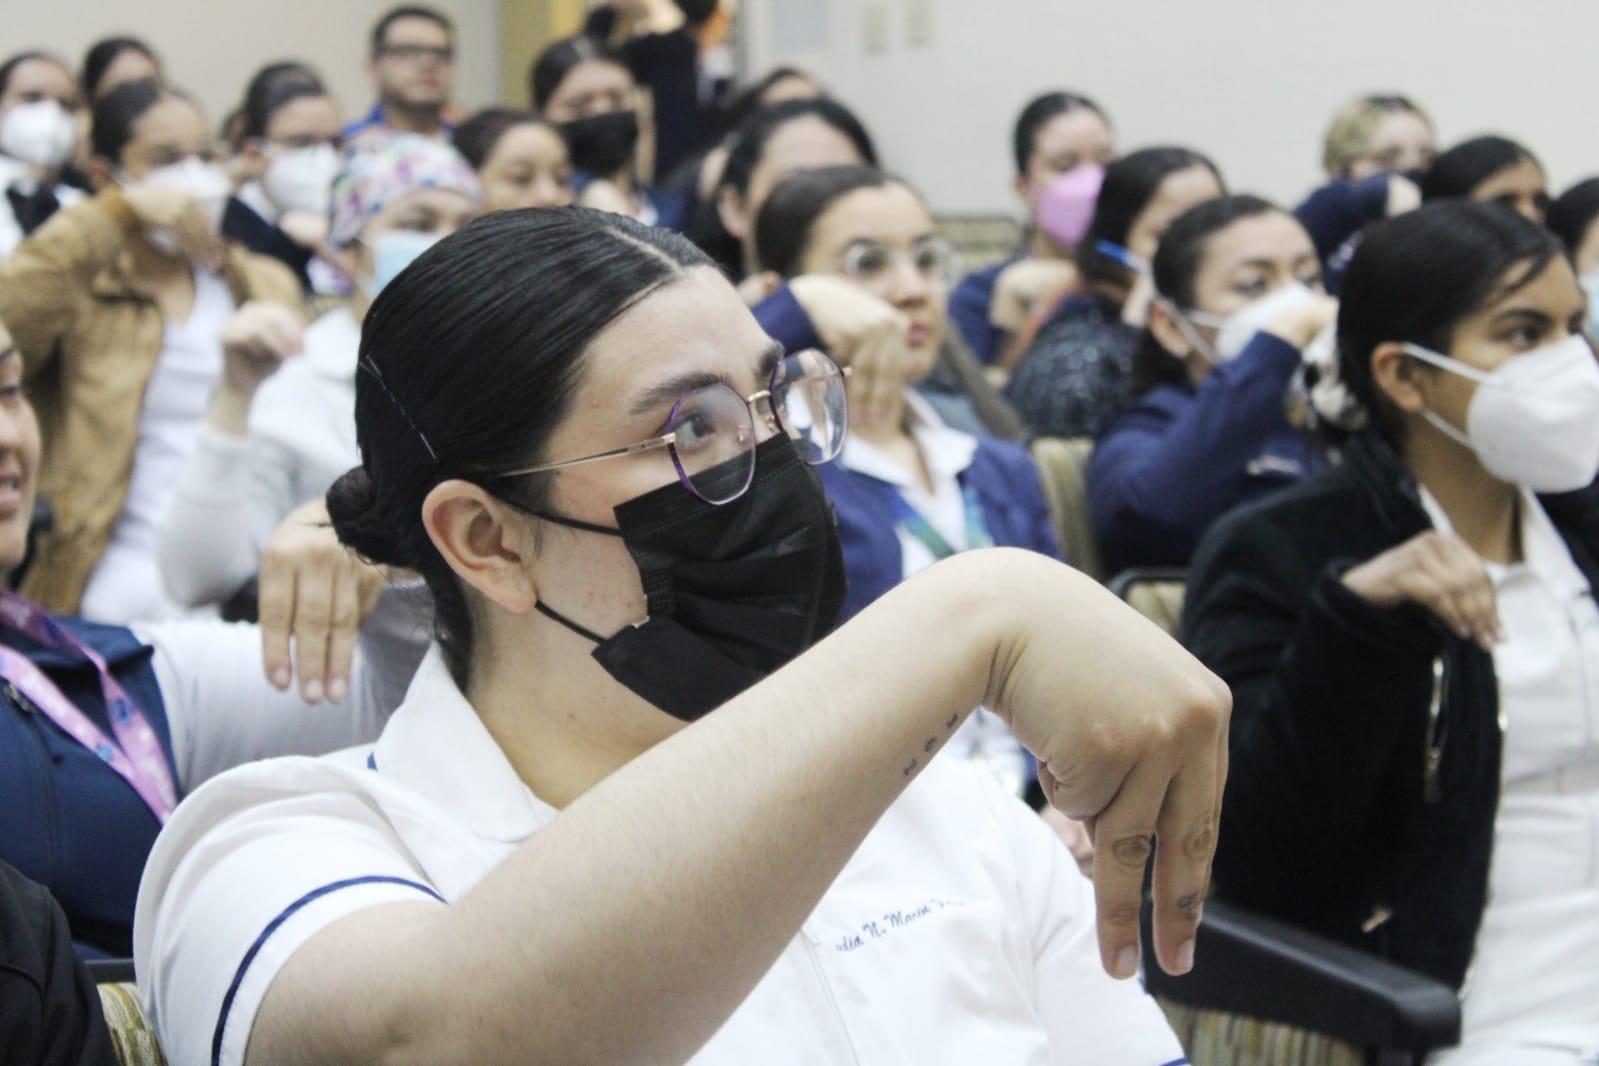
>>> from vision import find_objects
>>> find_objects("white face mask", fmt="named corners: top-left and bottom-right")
top-left (128, 157), bottom-right (232, 255)
top-left (1404, 334), bottom-right (1599, 493)
top-left (0, 99), bottom-right (77, 170)
top-left (1176, 281), bottom-right (1318, 364)
top-left (261, 143), bottom-right (338, 218)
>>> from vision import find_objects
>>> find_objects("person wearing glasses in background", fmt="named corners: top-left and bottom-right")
top-left (344, 5), bottom-right (458, 144)
top-left (751, 165), bottom-right (1060, 817)
top-left (0, 79), bottom-right (303, 622)
top-left (136, 206), bottom-right (1219, 1066)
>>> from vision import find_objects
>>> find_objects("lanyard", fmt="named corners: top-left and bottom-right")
top-left (888, 483), bottom-right (993, 562)
top-left (0, 592), bottom-right (176, 822)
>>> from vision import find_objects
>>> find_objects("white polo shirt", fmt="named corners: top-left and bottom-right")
top-left (134, 647), bottom-right (1187, 1066)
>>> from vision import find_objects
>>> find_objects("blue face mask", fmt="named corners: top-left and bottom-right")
top-left (367, 230), bottom-right (439, 299)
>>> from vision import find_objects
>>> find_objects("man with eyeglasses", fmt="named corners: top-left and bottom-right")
top-left (344, 5), bottom-right (459, 144)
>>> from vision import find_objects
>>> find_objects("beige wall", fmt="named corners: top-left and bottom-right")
top-left (740, 0), bottom-right (1599, 217)
top-left (8, 0), bottom-right (504, 130)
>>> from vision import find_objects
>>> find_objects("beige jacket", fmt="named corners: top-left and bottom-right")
top-left (0, 188), bottom-right (302, 613)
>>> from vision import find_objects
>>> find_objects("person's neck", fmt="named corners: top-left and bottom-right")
top-left (1027, 228), bottom-right (1069, 261)
top-left (851, 392), bottom-right (936, 493)
top-left (608, 168), bottom-right (636, 197)
top-left (1404, 427), bottom-right (1522, 565)
top-left (125, 235), bottom-right (193, 293)
top-left (381, 98), bottom-right (443, 136)
top-left (467, 611), bottom-right (681, 809)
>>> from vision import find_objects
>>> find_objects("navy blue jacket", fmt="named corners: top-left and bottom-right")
top-left (1088, 332), bottom-right (1324, 575)
top-left (947, 258), bottom-right (1015, 366)
top-left (817, 441), bottom-right (1061, 623)
top-left (222, 197), bottom-right (314, 292)
top-left (0, 618), bottom-right (173, 959)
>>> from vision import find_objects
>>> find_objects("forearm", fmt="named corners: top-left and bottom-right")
top-left (156, 426), bottom-right (268, 606)
top-left (261, 550), bottom-right (1064, 1065)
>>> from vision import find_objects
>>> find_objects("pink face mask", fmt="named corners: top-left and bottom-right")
top-left (1035, 164), bottom-right (1104, 249)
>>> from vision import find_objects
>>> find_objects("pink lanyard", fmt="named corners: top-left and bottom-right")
top-left (0, 592), bottom-right (177, 823)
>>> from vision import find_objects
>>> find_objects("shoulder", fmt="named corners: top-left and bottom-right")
top-left (51, 614), bottom-right (151, 664)
top-left (970, 436), bottom-right (1040, 486)
top-left (1189, 465), bottom-right (1371, 591)
top-left (1099, 386), bottom-right (1191, 437)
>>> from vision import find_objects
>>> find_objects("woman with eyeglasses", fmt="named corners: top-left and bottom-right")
top-left (136, 207), bottom-right (1228, 1066)
top-left (751, 165), bottom-right (1054, 802)
top-left (0, 78), bottom-right (303, 622)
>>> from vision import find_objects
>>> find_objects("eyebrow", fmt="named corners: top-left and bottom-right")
top-left (627, 341), bottom-right (786, 418)
top-left (1488, 307), bottom-right (1553, 328)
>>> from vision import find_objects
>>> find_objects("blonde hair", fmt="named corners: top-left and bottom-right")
top-left (1322, 94), bottom-right (1432, 178)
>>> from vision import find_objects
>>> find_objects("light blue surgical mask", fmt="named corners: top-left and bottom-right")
top-left (1582, 270), bottom-right (1599, 344)
top-left (366, 230), bottom-right (439, 299)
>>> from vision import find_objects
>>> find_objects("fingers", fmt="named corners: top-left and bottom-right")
top-left (291, 550), bottom-right (336, 705)
top-left (848, 314), bottom-right (909, 431)
top-left (257, 552), bottom-right (296, 692)
top-left (1148, 746), bottom-right (1221, 977)
top-left (1408, 534), bottom-right (1500, 648)
top-left (1088, 756), bottom-right (1168, 981)
top-left (322, 563), bottom-right (362, 704)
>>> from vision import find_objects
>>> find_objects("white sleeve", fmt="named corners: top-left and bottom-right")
top-left (983, 786), bottom-right (1189, 1065)
top-left (135, 773), bottom-right (445, 1066)
top-left (156, 426), bottom-right (297, 608)
top-left (138, 585), bottom-right (431, 793)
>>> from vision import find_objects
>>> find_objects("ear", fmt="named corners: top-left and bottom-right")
top-left (1013, 172), bottom-right (1033, 210)
top-left (1370, 340), bottom-right (1431, 415)
top-left (717, 185), bottom-right (750, 240)
top-left (421, 479), bottom-right (539, 615)
top-left (1147, 298), bottom-right (1194, 359)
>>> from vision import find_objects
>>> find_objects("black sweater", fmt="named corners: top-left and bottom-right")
top-left (1183, 431), bottom-right (1599, 987)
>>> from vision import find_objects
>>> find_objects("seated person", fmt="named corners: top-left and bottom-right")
top-left (1187, 200), bottom-right (1599, 1063)
top-left (752, 164), bottom-right (1058, 793)
top-left (948, 91), bottom-right (1114, 367)
top-left (0, 313), bottom-right (423, 959)
top-left (530, 35), bottom-right (687, 230)
top-left (751, 165), bottom-right (1022, 439)
top-left (1546, 176), bottom-right (1599, 340)
top-left (1421, 134), bottom-right (1549, 224)
top-left (135, 207), bottom-right (1229, 1066)
top-left (0, 51), bottom-right (87, 260)
top-left (1088, 194), bottom-right (1333, 574)
top-left (452, 107), bottom-right (573, 212)
top-left (1294, 93), bottom-right (1434, 291)
top-left (0, 859), bottom-right (114, 1064)
top-left (222, 62), bottom-right (344, 294)
top-left (1008, 146), bottom-right (1223, 438)
top-left (0, 78), bottom-right (303, 621)
top-left (157, 132), bottom-right (479, 610)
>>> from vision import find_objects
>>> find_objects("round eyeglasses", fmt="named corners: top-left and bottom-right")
top-left (505, 348), bottom-right (849, 505)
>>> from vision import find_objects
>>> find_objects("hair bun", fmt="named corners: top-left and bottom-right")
top-left (326, 466), bottom-right (408, 567)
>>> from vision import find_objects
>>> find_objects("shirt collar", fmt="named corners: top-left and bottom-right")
top-left (1419, 486), bottom-right (1590, 598)
top-left (371, 646), bottom-right (553, 842)
top-left (836, 390), bottom-right (979, 489)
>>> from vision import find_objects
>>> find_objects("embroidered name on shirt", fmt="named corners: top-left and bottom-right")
top-left (833, 898), bottom-right (966, 952)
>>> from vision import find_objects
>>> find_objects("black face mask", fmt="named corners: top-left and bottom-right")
top-left (531, 436), bottom-right (847, 721)
top-left (559, 111), bottom-right (640, 177)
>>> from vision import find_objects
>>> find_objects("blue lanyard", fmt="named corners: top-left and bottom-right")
top-left (887, 483), bottom-right (992, 561)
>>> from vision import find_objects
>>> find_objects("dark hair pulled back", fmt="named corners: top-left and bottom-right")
top-left (327, 207), bottom-right (713, 684)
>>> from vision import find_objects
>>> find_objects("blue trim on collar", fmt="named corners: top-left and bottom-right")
top-left (210, 874), bottom-right (443, 1066)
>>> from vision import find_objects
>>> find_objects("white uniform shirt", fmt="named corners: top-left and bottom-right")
top-left (82, 269), bottom-right (234, 624)
top-left (135, 647), bottom-right (1187, 1066)
top-left (835, 392), bottom-right (1027, 794)
top-left (1420, 490), bottom-right (1599, 1063)
top-left (156, 306), bottom-right (361, 608)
